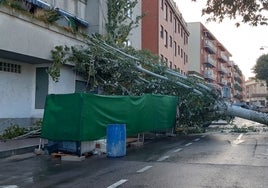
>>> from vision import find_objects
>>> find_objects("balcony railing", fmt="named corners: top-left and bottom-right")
top-left (218, 78), bottom-right (227, 85)
top-left (204, 40), bottom-right (217, 54)
top-left (204, 69), bottom-right (216, 81)
top-left (203, 55), bottom-right (216, 67)
top-left (218, 51), bottom-right (228, 62)
top-left (233, 72), bottom-right (239, 78)
top-left (227, 60), bottom-right (234, 67)
top-left (218, 64), bottom-right (227, 74)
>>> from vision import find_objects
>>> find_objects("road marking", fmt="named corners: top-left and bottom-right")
top-left (232, 133), bottom-right (244, 145)
top-left (107, 179), bottom-right (128, 188)
top-left (237, 133), bottom-right (243, 140)
top-left (157, 155), bottom-right (170, 162)
top-left (173, 148), bottom-right (183, 153)
top-left (137, 165), bottom-right (153, 173)
top-left (0, 186), bottom-right (19, 188)
top-left (194, 138), bottom-right (200, 142)
top-left (185, 142), bottom-right (192, 147)
top-left (201, 135), bottom-right (206, 138)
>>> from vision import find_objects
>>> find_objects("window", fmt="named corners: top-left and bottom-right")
top-left (178, 23), bottom-right (180, 34)
top-left (169, 36), bottom-right (172, 47)
top-left (0, 61), bottom-right (21, 73)
top-left (160, 25), bottom-right (164, 38)
top-left (35, 67), bottom-right (48, 109)
top-left (174, 19), bottom-right (177, 33)
top-left (126, 6), bottom-right (132, 18)
top-left (165, 30), bottom-right (168, 47)
top-left (186, 54), bottom-right (188, 63)
top-left (174, 41), bottom-right (177, 56)
top-left (124, 40), bottom-right (132, 47)
top-left (169, 61), bottom-right (172, 69)
top-left (184, 52), bottom-right (186, 64)
top-left (170, 10), bottom-right (172, 22)
top-left (165, 3), bottom-right (168, 20)
top-left (164, 57), bottom-right (168, 63)
top-left (161, 0), bottom-right (164, 9)
top-left (181, 49), bottom-right (183, 58)
top-left (75, 80), bottom-right (91, 93)
top-left (174, 65), bottom-right (177, 69)
top-left (178, 45), bottom-right (180, 55)
top-left (181, 28), bottom-right (183, 37)
top-left (160, 54), bottom-right (164, 61)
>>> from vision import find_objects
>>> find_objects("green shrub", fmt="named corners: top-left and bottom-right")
top-left (1, 124), bottom-right (26, 140)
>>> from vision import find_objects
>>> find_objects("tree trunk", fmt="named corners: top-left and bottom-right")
top-left (225, 105), bottom-right (268, 125)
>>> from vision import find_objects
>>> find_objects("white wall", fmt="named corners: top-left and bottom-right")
top-left (187, 22), bottom-right (201, 73)
top-left (0, 9), bottom-right (84, 61)
top-left (0, 60), bottom-right (34, 118)
top-left (129, 0), bottom-right (142, 50)
top-left (0, 61), bottom-right (76, 119)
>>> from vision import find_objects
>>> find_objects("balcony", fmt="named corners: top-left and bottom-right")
top-left (203, 55), bottom-right (216, 67)
top-left (218, 77), bottom-right (227, 86)
top-left (234, 72), bottom-right (240, 79)
top-left (204, 40), bottom-right (217, 54)
top-left (203, 69), bottom-right (216, 81)
top-left (218, 51), bottom-right (228, 62)
top-left (0, 5), bottom-right (85, 64)
top-left (227, 82), bottom-right (233, 87)
top-left (227, 60), bottom-right (234, 67)
top-left (218, 64), bottom-right (227, 74)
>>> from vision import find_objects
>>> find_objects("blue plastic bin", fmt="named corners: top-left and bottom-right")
top-left (106, 124), bottom-right (126, 157)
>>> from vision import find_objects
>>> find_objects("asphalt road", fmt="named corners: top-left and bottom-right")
top-left (0, 129), bottom-right (268, 188)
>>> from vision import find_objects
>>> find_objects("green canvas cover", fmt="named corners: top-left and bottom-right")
top-left (41, 93), bottom-right (178, 141)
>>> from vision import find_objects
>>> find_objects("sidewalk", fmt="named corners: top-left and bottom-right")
top-left (0, 137), bottom-right (45, 158)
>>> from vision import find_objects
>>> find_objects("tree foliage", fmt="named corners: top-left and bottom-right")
top-left (253, 54), bottom-right (268, 85)
top-left (105, 0), bottom-right (144, 46)
top-left (48, 0), bottom-right (229, 128)
top-left (197, 0), bottom-right (268, 26)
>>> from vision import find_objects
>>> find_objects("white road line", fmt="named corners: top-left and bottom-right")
top-left (185, 142), bottom-right (192, 147)
top-left (157, 155), bottom-right (170, 162)
top-left (0, 186), bottom-right (19, 188)
top-left (201, 135), bottom-right (206, 138)
top-left (107, 179), bottom-right (128, 188)
top-left (232, 133), bottom-right (244, 145)
top-left (194, 138), bottom-right (200, 142)
top-left (237, 133), bottom-right (243, 140)
top-left (137, 165), bottom-right (153, 173)
top-left (173, 148), bottom-right (183, 153)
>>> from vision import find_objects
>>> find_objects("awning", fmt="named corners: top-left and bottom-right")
top-left (27, 0), bottom-right (51, 10)
top-left (55, 8), bottom-right (89, 27)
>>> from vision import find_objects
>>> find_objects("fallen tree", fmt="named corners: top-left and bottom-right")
top-left (48, 35), bottom-right (268, 127)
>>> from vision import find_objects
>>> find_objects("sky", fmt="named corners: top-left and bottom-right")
top-left (174, 0), bottom-right (268, 80)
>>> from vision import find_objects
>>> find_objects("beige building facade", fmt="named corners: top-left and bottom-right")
top-left (245, 78), bottom-right (268, 106)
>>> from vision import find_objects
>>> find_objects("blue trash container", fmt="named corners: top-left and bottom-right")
top-left (106, 124), bottom-right (126, 157)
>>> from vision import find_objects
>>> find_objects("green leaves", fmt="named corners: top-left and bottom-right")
top-left (202, 0), bottom-right (268, 26)
top-left (47, 0), bottom-right (231, 128)
top-left (254, 54), bottom-right (268, 85)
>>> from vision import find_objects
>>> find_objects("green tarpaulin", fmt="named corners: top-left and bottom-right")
top-left (41, 93), bottom-right (178, 141)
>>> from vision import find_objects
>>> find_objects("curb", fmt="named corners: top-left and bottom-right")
top-left (0, 145), bottom-right (38, 159)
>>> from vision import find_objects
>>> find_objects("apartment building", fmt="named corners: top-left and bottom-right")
top-left (245, 78), bottom-right (268, 106)
top-left (187, 22), bottom-right (245, 102)
top-left (141, 0), bottom-right (190, 75)
top-left (0, 0), bottom-right (107, 129)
